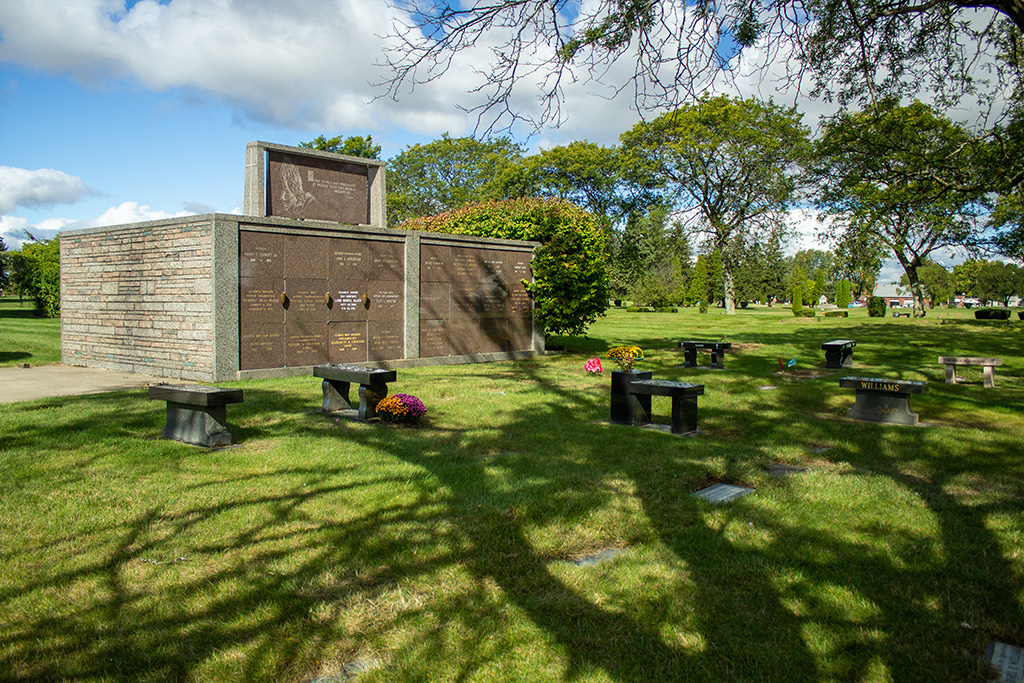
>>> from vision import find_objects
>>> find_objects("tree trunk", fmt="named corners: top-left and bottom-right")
top-left (723, 267), bottom-right (736, 315)
top-left (903, 266), bottom-right (927, 317)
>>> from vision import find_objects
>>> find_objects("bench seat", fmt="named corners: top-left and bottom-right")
top-left (678, 341), bottom-right (732, 369)
top-left (839, 376), bottom-right (928, 425)
top-left (148, 384), bottom-right (243, 447)
top-left (821, 339), bottom-right (856, 369)
top-left (611, 378), bottom-right (705, 435)
top-left (937, 356), bottom-right (1003, 388)
top-left (314, 363), bottom-right (397, 420)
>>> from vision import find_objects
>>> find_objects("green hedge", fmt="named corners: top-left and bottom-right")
top-left (824, 310), bottom-right (849, 318)
top-left (793, 309), bottom-right (817, 318)
top-left (975, 308), bottom-right (1011, 320)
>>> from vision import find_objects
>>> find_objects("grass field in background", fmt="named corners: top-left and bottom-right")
top-left (1, 305), bottom-right (1022, 681)
top-left (0, 297), bottom-right (61, 367)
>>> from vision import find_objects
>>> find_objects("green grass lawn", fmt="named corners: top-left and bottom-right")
top-left (1, 306), bottom-right (1023, 681)
top-left (0, 297), bottom-right (61, 366)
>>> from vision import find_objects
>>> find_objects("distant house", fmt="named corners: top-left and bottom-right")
top-left (871, 283), bottom-right (917, 308)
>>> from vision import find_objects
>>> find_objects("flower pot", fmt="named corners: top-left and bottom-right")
top-left (610, 370), bottom-right (652, 426)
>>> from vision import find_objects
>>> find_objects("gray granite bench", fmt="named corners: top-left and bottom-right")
top-left (938, 356), bottom-right (1002, 388)
top-left (148, 384), bottom-right (244, 447)
top-left (314, 364), bottom-right (397, 420)
top-left (625, 379), bottom-right (705, 435)
top-left (678, 341), bottom-right (732, 369)
top-left (839, 376), bottom-right (927, 425)
top-left (821, 339), bottom-right (856, 368)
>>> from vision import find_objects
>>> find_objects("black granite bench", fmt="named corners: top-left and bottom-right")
top-left (678, 341), bottom-right (732, 369)
top-left (892, 311), bottom-right (911, 318)
top-left (148, 384), bottom-right (244, 447)
top-left (821, 339), bottom-right (856, 368)
top-left (627, 379), bottom-right (705, 434)
top-left (839, 376), bottom-right (928, 425)
top-left (314, 364), bottom-right (397, 420)
top-left (938, 356), bottom-right (1003, 388)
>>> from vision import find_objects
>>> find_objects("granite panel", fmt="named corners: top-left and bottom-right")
top-left (284, 278), bottom-right (330, 324)
top-left (365, 280), bottom-right (404, 321)
top-left (329, 238), bottom-right (368, 281)
top-left (285, 235), bottom-right (329, 280)
top-left (239, 231), bottom-right (285, 280)
top-left (239, 277), bottom-right (285, 324)
top-left (328, 322), bottom-right (368, 364)
top-left (419, 281), bottom-right (450, 320)
top-left (452, 280), bottom-right (508, 318)
top-left (506, 316), bottom-right (533, 351)
top-left (286, 320), bottom-right (328, 366)
top-left (368, 240), bottom-right (404, 281)
top-left (328, 280), bottom-right (369, 322)
top-left (266, 151), bottom-right (370, 224)
top-left (420, 243), bottom-right (451, 282)
top-left (239, 323), bottom-right (285, 370)
top-left (451, 247), bottom-right (486, 282)
top-left (367, 321), bottom-right (404, 361)
top-left (419, 319), bottom-right (452, 358)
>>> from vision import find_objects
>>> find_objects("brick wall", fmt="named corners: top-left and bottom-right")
top-left (61, 218), bottom-right (216, 380)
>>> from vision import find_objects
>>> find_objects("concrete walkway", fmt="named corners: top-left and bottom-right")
top-left (0, 364), bottom-right (168, 403)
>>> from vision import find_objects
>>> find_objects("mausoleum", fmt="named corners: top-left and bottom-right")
top-left (60, 142), bottom-right (541, 382)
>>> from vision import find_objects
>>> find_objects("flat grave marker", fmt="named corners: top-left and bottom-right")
top-left (693, 483), bottom-right (754, 503)
top-left (987, 641), bottom-right (1023, 683)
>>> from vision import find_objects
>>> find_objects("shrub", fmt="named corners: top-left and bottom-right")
top-left (401, 198), bottom-right (608, 336)
top-left (626, 306), bottom-right (655, 312)
top-left (795, 309), bottom-right (817, 318)
top-left (376, 394), bottom-right (427, 424)
top-left (975, 308), bottom-right (1011, 320)
top-left (867, 296), bottom-right (887, 317)
top-left (824, 310), bottom-right (849, 318)
top-left (8, 237), bottom-right (60, 318)
top-left (656, 307), bottom-right (679, 313)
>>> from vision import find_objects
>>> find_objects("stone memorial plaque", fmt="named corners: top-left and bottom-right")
top-left (285, 234), bottom-right (329, 280)
top-left (567, 548), bottom-right (624, 567)
top-left (506, 317), bottom-right (533, 351)
top-left (987, 641), bottom-right (1024, 683)
top-left (284, 278), bottom-right (329, 324)
top-left (239, 231), bottom-right (284, 280)
top-left (419, 319), bottom-right (452, 358)
top-left (507, 252), bottom-right (533, 282)
top-left (766, 463), bottom-right (809, 477)
top-left (266, 151), bottom-right (369, 224)
top-left (692, 483), bottom-right (754, 504)
top-left (328, 322), bottom-right (368, 364)
top-left (328, 282), bottom-right (368, 322)
top-left (239, 278), bottom-right (284, 324)
top-left (285, 320), bottom-right (328, 366)
top-left (368, 321), bottom-right (404, 361)
top-left (367, 240), bottom-right (404, 281)
top-left (329, 238), bottom-right (367, 281)
top-left (239, 323), bottom-right (285, 370)
top-left (479, 250), bottom-right (506, 280)
top-left (420, 243), bottom-right (451, 282)
top-left (507, 280), bottom-right (532, 318)
top-left (420, 282), bottom-right (450, 321)
top-left (365, 281), bottom-right (404, 321)
top-left (451, 247), bottom-right (486, 282)
top-left (452, 281), bottom-right (507, 318)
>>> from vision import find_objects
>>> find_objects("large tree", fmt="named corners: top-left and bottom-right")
top-left (387, 134), bottom-right (525, 227)
top-left (810, 100), bottom-right (987, 317)
top-left (620, 95), bottom-right (810, 314)
top-left (379, 0), bottom-right (1024, 133)
top-left (299, 134), bottom-right (382, 159)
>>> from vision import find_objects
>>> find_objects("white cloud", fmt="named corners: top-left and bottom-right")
top-left (77, 201), bottom-right (191, 228)
top-left (0, 166), bottom-right (90, 214)
top-left (1, 201), bottom-right (191, 249)
top-left (0, 214), bottom-right (74, 249)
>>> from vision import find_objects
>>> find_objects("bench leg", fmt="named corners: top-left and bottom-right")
top-left (847, 391), bottom-right (919, 426)
top-left (841, 349), bottom-right (853, 368)
top-left (683, 348), bottom-right (697, 368)
top-left (610, 371), bottom-right (652, 426)
top-left (164, 402), bottom-right (233, 447)
top-left (944, 365), bottom-right (957, 385)
top-left (710, 350), bottom-right (724, 369)
top-left (358, 382), bottom-right (388, 421)
top-left (984, 365), bottom-right (996, 388)
top-left (321, 379), bottom-right (353, 412)
top-left (670, 396), bottom-right (699, 434)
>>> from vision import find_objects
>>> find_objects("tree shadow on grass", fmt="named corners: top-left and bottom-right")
top-left (0, 358), bottom-right (1022, 681)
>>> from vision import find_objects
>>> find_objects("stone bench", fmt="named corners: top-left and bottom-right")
top-left (148, 384), bottom-right (244, 447)
top-left (892, 311), bottom-right (911, 318)
top-left (678, 341), bottom-right (732, 369)
top-left (839, 376), bottom-right (928, 425)
top-left (938, 356), bottom-right (1003, 388)
top-left (628, 379), bottom-right (705, 435)
top-left (821, 339), bottom-right (856, 369)
top-left (314, 364), bottom-right (397, 420)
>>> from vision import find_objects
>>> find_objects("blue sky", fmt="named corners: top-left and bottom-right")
top-left (0, 0), bottom-right (987, 285)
